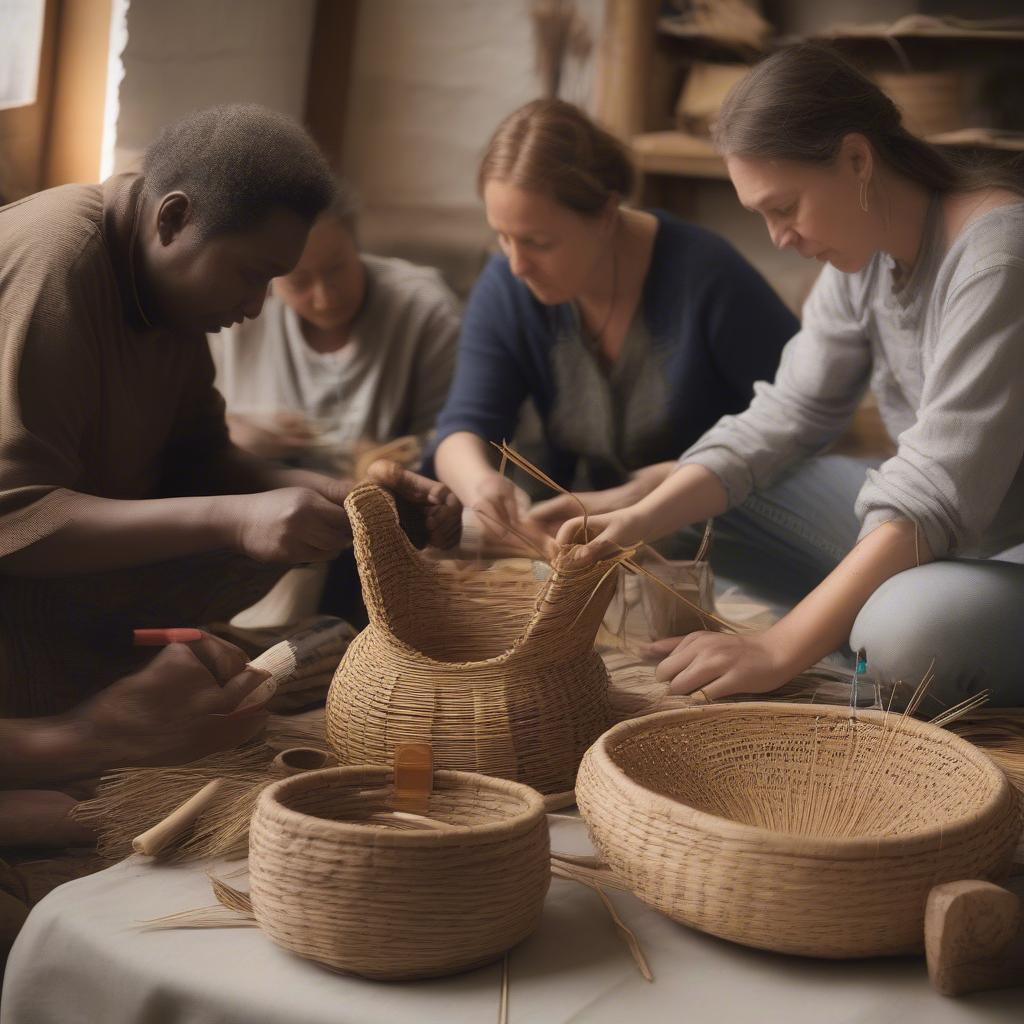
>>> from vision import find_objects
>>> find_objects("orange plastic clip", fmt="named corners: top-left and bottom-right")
top-left (392, 742), bottom-right (433, 814)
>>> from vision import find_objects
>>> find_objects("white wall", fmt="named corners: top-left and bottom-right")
top-left (343, 0), bottom-right (604, 210)
top-left (110, 0), bottom-right (316, 173)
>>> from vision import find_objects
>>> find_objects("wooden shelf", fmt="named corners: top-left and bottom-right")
top-left (631, 127), bottom-right (1024, 184)
top-left (928, 128), bottom-right (1024, 152)
top-left (631, 131), bottom-right (728, 180)
top-left (812, 18), bottom-right (1024, 43)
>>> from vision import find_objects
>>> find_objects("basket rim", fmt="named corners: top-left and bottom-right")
top-left (358, 558), bottom-right (620, 670)
top-left (581, 702), bottom-right (1016, 858)
top-left (346, 482), bottom-right (619, 669)
top-left (255, 765), bottom-right (548, 847)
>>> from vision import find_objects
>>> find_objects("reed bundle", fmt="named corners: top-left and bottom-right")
top-left (326, 482), bottom-right (622, 797)
top-left (948, 712), bottom-right (1024, 795)
top-left (576, 701), bottom-right (1021, 959)
top-left (71, 742), bottom-right (336, 862)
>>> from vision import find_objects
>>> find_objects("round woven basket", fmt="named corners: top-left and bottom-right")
top-left (248, 765), bottom-right (550, 979)
top-left (326, 483), bottom-right (617, 795)
top-left (576, 704), bottom-right (1022, 959)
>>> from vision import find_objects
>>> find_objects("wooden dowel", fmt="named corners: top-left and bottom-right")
top-left (132, 779), bottom-right (226, 856)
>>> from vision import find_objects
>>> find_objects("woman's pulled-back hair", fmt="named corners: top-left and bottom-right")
top-left (714, 43), bottom-right (1024, 196)
top-left (478, 98), bottom-right (635, 215)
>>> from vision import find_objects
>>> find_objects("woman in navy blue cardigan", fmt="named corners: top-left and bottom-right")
top-left (432, 99), bottom-right (797, 544)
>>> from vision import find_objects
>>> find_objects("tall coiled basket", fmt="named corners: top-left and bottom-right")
top-left (326, 483), bottom-right (618, 796)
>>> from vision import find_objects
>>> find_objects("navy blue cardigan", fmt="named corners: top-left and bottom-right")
top-left (429, 210), bottom-right (798, 487)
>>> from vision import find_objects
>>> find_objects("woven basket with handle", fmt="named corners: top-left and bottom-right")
top-left (326, 483), bottom-right (617, 795)
top-left (576, 704), bottom-right (1022, 959)
top-left (248, 765), bottom-right (550, 979)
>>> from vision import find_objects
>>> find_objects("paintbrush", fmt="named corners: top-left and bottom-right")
top-left (232, 616), bottom-right (354, 713)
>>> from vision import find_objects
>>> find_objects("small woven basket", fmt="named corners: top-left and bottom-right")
top-left (326, 483), bottom-right (617, 795)
top-left (248, 765), bottom-right (550, 979)
top-left (576, 704), bottom-right (1021, 959)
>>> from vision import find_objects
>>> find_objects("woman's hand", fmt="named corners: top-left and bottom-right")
top-left (530, 483), bottom-right (637, 537)
top-left (463, 472), bottom-right (535, 543)
top-left (529, 462), bottom-right (676, 536)
top-left (649, 631), bottom-right (795, 700)
top-left (554, 506), bottom-right (650, 565)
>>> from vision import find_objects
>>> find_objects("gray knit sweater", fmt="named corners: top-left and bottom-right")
top-left (681, 197), bottom-right (1024, 559)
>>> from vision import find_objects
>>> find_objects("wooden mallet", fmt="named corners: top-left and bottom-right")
top-left (925, 878), bottom-right (1024, 997)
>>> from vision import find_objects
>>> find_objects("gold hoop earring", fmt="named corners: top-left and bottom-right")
top-left (859, 179), bottom-right (870, 214)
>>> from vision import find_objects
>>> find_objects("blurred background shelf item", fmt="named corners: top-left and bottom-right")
top-left (812, 14), bottom-right (1024, 42)
top-left (631, 130), bottom-right (728, 179)
top-left (927, 127), bottom-right (1024, 152)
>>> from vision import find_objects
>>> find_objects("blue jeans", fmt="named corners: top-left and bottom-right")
top-left (690, 455), bottom-right (1024, 708)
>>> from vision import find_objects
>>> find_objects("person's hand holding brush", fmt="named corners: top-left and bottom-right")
top-left (0, 632), bottom-right (268, 791)
top-left (0, 631), bottom-right (268, 848)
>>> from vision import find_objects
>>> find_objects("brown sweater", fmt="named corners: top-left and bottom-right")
top-left (0, 177), bottom-right (278, 715)
top-left (0, 174), bottom-right (230, 558)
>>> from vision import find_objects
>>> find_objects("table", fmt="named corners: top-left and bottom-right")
top-left (4, 815), bottom-right (1022, 1023)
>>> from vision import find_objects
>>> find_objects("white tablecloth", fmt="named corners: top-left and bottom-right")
top-left (3, 816), bottom-right (1022, 1024)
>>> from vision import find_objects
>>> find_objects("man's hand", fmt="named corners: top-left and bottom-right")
top-left (229, 486), bottom-right (352, 563)
top-left (70, 633), bottom-right (270, 770)
top-left (0, 790), bottom-right (97, 847)
top-left (365, 459), bottom-right (463, 550)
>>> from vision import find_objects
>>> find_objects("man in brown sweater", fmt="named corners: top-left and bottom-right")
top-left (0, 104), bottom-right (460, 717)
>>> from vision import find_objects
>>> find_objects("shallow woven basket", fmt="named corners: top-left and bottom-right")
top-left (326, 483), bottom-right (617, 795)
top-left (248, 765), bottom-right (550, 979)
top-left (576, 704), bottom-right (1022, 959)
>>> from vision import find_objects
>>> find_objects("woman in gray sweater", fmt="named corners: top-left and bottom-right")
top-left (558, 44), bottom-right (1024, 707)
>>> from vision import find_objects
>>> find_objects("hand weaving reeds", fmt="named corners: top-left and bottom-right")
top-left (490, 441), bottom-right (743, 635)
top-left (576, 699), bottom-right (1022, 959)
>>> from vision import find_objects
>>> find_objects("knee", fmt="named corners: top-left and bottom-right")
top-left (850, 562), bottom-right (1015, 705)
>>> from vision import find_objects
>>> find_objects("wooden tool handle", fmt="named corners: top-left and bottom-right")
top-left (132, 779), bottom-right (225, 857)
top-left (925, 879), bottom-right (1024, 996)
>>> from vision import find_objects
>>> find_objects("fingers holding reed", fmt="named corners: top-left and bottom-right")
top-left (556, 510), bottom-right (644, 566)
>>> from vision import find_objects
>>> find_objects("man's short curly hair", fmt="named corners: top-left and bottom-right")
top-left (142, 103), bottom-right (336, 236)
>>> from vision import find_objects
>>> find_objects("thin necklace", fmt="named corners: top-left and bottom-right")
top-left (584, 239), bottom-right (618, 349)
